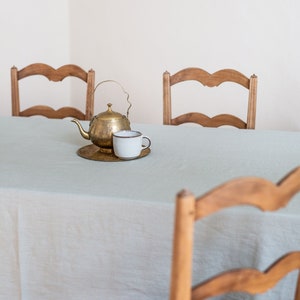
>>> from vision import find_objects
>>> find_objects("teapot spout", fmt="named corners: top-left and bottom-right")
top-left (71, 119), bottom-right (90, 140)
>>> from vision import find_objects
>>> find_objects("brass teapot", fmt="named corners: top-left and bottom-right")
top-left (72, 80), bottom-right (131, 153)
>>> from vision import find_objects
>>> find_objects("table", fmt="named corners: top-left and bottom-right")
top-left (1, 116), bottom-right (300, 300)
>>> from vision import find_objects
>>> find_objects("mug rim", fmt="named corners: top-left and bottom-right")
top-left (113, 130), bottom-right (142, 138)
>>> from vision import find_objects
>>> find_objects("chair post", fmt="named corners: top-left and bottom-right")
top-left (295, 270), bottom-right (300, 300)
top-left (11, 66), bottom-right (20, 116)
top-left (170, 190), bottom-right (195, 300)
top-left (163, 71), bottom-right (172, 125)
top-left (85, 69), bottom-right (95, 120)
top-left (246, 74), bottom-right (258, 129)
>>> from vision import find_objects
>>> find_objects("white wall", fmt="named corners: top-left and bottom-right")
top-left (1, 1), bottom-right (300, 131)
top-left (0, 0), bottom-right (70, 116)
top-left (69, 0), bottom-right (300, 130)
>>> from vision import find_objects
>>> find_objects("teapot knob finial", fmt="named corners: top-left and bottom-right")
top-left (107, 103), bottom-right (112, 111)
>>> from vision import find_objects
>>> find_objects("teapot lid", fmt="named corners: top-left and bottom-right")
top-left (96, 103), bottom-right (127, 121)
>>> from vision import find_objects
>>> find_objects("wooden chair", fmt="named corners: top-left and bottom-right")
top-left (11, 63), bottom-right (95, 120)
top-left (163, 68), bottom-right (258, 129)
top-left (170, 167), bottom-right (300, 300)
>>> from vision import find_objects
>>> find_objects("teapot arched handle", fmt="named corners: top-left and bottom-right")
top-left (94, 80), bottom-right (132, 119)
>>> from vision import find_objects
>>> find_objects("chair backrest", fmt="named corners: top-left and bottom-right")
top-left (170, 167), bottom-right (300, 300)
top-left (11, 63), bottom-right (95, 120)
top-left (163, 68), bottom-right (258, 129)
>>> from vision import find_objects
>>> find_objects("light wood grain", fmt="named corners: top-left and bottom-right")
top-left (170, 167), bottom-right (300, 300)
top-left (163, 68), bottom-right (257, 129)
top-left (11, 63), bottom-right (95, 120)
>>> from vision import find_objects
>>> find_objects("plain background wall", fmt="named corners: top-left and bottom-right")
top-left (0, 0), bottom-right (70, 116)
top-left (1, 0), bottom-right (300, 131)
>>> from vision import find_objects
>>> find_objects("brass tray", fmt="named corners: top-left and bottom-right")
top-left (77, 144), bottom-right (151, 162)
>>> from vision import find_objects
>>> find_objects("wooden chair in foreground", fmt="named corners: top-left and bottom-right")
top-left (11, 63), bottom-right (95, 120)
top-left (163, 68), bottom-right (258, 129)
top-left (170, 166), bottom-right (300, 300)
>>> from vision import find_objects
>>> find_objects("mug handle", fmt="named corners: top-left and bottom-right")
top-left (142, 136), bottom-right (151, 149)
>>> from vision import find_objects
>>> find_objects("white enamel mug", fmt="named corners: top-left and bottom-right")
top-left (113, 130), bottom-right (151, 160)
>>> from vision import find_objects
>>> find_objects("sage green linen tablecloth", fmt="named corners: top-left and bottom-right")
top-left (0, 116), bottom-right (300, 300)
